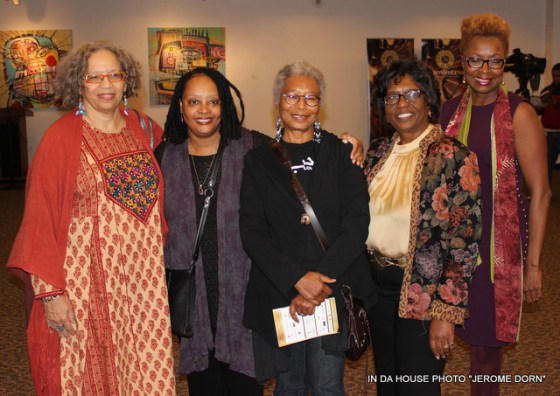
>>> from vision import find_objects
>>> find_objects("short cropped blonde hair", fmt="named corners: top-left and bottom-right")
top-left (460, 13), bottom-right (511, 55)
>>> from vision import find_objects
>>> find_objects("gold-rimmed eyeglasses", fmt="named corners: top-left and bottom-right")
top-left (282, 93), bottom-right (321, 107)
top-left (82, 72), bottom-right (126, 84)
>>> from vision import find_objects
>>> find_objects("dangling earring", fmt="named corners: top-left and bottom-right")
top-left (75, 96), bottom-right (86, 116)
top-left (275, 116), bottom-right (282, 142)
top-left (428, 110), bottom-right (433, 121)
top-left (181, 113), bottom-right (184, 123)
top-left (313, 120), bottom-right (322, 143)
top-left (462, 77), bottom-right (466, 84)
top-left (501, 80), bottom-right (506, 86)
top-left (123, 92), bottom-right (130, 116)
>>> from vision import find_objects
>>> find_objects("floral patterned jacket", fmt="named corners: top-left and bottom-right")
top-left (365, 125), bottom-right (482, 324)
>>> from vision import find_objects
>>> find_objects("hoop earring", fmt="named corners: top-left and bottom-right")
top-left (123, 93), bottom-right (130, 116)
top-left (313, 120), bottom-right (322, 143)
top-left (275, 116), bottom-right (282, 142)
top-left (75, 96), bottom-right (86, 116)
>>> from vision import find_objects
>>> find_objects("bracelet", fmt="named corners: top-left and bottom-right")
top-left (41, 294), bottom-right (62, 303)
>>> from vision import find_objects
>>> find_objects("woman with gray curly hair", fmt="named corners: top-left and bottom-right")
top-left (7, 40), bottom-right (175, 395)
top-left (240, 61), bottom-right (375, 394)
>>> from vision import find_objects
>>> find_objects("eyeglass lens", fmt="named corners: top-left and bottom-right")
top-left (282, 94), bottom-right (320, 107)
top-left (84, 72), bottom-right (126, 84)
top-left (465, 58), bottom-right (505, 69)
top-left (384, 90), bottom-right (422, 105)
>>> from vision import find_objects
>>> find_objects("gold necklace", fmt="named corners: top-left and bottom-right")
top-left (190, 154), bottom-right (217, 195)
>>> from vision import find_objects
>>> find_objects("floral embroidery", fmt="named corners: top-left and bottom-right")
top-left (459, 153), bottom-right (481, 192)
top-left (406, 283), bottom-right (432, 319)
top-left (103, 152), bottom-right (158, 221)
top-left (431, 185), bottom-right (449, 221)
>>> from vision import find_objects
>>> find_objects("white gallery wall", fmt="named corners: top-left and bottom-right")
top-left (0, 0), bottom-right (557, 160)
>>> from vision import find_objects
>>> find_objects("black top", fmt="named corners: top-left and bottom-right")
top-left (190, 132), bottom-right (271, 331)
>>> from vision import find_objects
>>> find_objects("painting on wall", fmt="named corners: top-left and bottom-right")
top-left (421, 39), bottom-right (465, 101)
top-left (0, 30), bottom-right (72, 108)
top-left (148, 27), bottom-right (226, 105)
top-left (367, 38), bottom-right (414, 140)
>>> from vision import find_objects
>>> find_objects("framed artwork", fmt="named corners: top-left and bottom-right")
top-left (421, 39), bottom-right (465, 101)
top-left (0, 30), bottom-right (72, 108)
top-left (148, 27), bottom-right (226, 105)
top-left (367, 38), bottom-right (414, 140)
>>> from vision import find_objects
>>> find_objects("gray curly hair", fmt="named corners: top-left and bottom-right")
top-left (53, 40), bottom-right (142, 109)
top-left (272, 61), bottom-right (326, 104)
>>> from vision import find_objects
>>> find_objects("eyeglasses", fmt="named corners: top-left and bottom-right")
top-left (82, 72), bottom-right (126, 84)
top-left (383, 89), bottom-right (424, 105)
top-left (281, 93), bottom-right (321, 107)
top-left (464, 57), bottom-right (505, 70)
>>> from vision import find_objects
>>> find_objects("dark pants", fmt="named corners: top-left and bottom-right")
top-left (368, 266), bottom-right (445, 396)
top-left (186, 350), bottom-right (263, 396)
top-left (469, 345), bottom-right (503, 396)
top-left (274, 337), bottom-right (345, 396)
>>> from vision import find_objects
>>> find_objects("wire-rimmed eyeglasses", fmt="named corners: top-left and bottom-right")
top-left (464, 57), bottom-right (505, 70)
top-left (282, 93), bottom-right (321, 107)
top-left (82, 72), bottom-right (127, 84)
top-left (383, 89), bottom-right (424, 105)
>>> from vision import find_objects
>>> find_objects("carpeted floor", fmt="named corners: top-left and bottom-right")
top-left (1, 176), bottom-right (559, 395)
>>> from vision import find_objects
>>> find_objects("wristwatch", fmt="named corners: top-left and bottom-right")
top-left (41, 294), bottom-right (62, 303)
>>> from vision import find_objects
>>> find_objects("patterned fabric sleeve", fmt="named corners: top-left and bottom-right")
top-left (31, 274), bottom-right (63, 299)
top-left (425, 139), bottom-right (482, 324)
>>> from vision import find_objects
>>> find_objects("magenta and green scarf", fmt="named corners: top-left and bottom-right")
top-left (445, 87), bottom-right (523, 342)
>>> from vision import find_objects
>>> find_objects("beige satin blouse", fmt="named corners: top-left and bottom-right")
top-left (366, 125), bottom-right (433, 258)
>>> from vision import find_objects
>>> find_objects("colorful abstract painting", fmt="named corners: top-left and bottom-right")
top-left (422, 39), bottom-right (466, 101)
top-left (148, 27), bottom-right (226, 105)
top-left (0, 30), bottom-right (72, 108)
top-left (367, 38), bottom-right (414, 140)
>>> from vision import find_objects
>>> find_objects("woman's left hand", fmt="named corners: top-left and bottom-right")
top-left (429, 318), bottom-right (455, 360)
top-left (524, 264), bottom-right (542, 303)
top-left (341, 132), bottom-right (364, 167)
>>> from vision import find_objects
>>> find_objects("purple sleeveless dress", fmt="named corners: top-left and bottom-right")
top-left (441, 92), bottom-right (527, 347)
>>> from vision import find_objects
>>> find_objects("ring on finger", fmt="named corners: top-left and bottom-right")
top-left (55, 324), bottom-right (65, 331)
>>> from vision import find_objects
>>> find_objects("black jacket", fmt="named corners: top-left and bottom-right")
top-left (240, 131), bottom-right (376, 349)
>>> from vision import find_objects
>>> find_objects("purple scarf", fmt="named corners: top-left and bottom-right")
top-left (163, 129), bottom-right (256, 376)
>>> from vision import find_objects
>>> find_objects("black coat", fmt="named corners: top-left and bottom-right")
top-left (240, 131), bottom-right (376, 348)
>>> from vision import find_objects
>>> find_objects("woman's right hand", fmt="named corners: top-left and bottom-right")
top-left (43, 295), bottom-right (77, 338)
top-left (294, 271), bottom-right (336, 305)
top-left (289, 294), bottom-right (317, 322)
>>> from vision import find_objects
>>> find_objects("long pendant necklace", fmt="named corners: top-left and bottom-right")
top-left (190, 153), bottom-right (217, 195)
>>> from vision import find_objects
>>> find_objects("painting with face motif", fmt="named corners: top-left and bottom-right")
top-left (148, 27), bottom-right (226, 105)
top-left (0, 30), bottom-right (72, 108)
top-left (422, 39), bottom-right (466, 101)
top-left (367, 38), bottom-right (414, 140)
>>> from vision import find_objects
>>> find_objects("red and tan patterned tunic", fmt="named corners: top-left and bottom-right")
top-left (33, 121), bottom-right (175, 395)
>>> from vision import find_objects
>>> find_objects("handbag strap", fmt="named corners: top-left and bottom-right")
top-left (133, 109), bottom-right (155, 149)
top-left (191, 147), bottom-right (223, 267)
top-left (269, 140), bottom-right (330, 252)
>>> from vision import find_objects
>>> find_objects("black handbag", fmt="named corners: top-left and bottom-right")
top-left (341, 284), bottom-right (371, 361)
top-left (166, 147), bottom-right (223, 338)
top-left (269, 140), bottom-right (371, 360)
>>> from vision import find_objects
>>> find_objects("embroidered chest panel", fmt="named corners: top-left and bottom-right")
top-left (77, 121), bottom-right (159, 222)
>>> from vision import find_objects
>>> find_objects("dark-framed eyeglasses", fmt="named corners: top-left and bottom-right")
top-left (82, 72), bottom-right (127, 84)
top-left (383, 89), bottom-right (424, 105)
top-left (281, 93), bottom-right (321, 107)
top-left (464, 57), bottom-right (505, 70)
